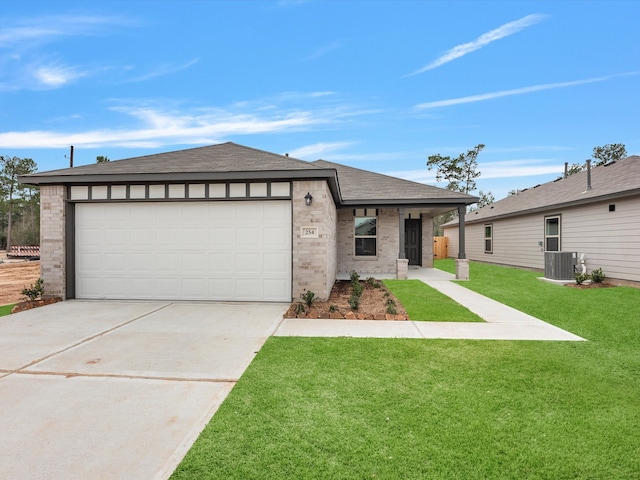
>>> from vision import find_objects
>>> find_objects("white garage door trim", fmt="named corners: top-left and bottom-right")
top-left (75, 201), bottom-right (292, 302)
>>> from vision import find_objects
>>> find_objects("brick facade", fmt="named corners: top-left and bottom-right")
top-left (421, 214), bottom-right (434, 267)
top-left (291, 180), bottom-right (337, 301)
top-left (40, 185), bottom-right (66, 298)
top-left (336, 208), bottom-right (399, 275)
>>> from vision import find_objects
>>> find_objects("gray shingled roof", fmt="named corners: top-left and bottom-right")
top-left (313, 159), bottom-right (477, 205)
top-left (21, 142), bottom-right (476, 208)
top-left (450, 155), bottom-right (640, 225)
top-left (25, 142), bottom-right (321, 177)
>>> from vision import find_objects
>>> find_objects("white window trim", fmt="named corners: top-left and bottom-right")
top-left (484, 224), bottom-right (493, 254)
top-left (544, 215), bottom-right (561, 252)
top-left (354, 214), bottom-right (377, 257)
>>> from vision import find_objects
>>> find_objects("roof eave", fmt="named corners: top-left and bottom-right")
top-left (339, 196), bottom-right (478, 208)
top-left (457, 189), bottom-right (640, 225)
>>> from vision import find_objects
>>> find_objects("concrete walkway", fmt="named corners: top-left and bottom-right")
top-left (276, 268), bottom-right (584, 341)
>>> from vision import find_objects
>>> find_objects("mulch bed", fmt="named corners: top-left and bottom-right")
top-left (11, 297), bottom-right (63, 313)
top-left (284, 279), bottom-right (409, 320)
top-left (565, 282), bottom-right (615, 289)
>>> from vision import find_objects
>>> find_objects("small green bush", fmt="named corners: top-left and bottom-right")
top-left (22, 278), bottom-right (44, 301)
top-left (294, 302), bottom-right (306, 316)
top-left (329, 305), bottom-right (338, 313)
top-left (300, 290), bottom-right (317, 308)
top-left (366, 277), bottom-right (376, 287)
top-left (350, 270), bottom-right (360, 284)
top-left (351, 281), bottom-right (364, 298)
top-left (591, 268), bottom-right (606, 283)
top-left (386, 304), bottom-right (397, 315)
top-left (348, 294), bottom-right (360, 310)
top-left (574, 273), bottom-right (589, 285)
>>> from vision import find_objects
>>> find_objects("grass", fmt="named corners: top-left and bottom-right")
top-left (0, 304), bottom-right (15, 316)
top-left (384, 279), bottom-right (483, 321)
top-left (172, 261), bottom-right (640, 479)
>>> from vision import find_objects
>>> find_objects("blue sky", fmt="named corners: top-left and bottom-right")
top-left (1, 0), bottom-right (638, 199)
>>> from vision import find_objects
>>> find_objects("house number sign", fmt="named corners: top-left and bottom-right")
top-left (301, 226), bottom-right (319, 238)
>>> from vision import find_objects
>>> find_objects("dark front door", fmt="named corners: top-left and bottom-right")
top-left (405, 219), bottom-right (422, 265)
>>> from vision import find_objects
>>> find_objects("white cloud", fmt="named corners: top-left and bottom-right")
top-left (124, 59), bottom-right (200, 83)
top-left (0, 14), bottom-right (128, 48)
top-left (305, 41), bottom-right (342, 60)
top-left (414, 73), bottom-right (638, 109)
top-left (288, 141), bottom-right (356, 159)
top-left (388, 159), bottom-right (562, 184)
top-left (0, 100), bottom-right (356, 149)
top-left (34, 63), bottom-right (86, 87)
top-left (407, 14), bottom-right (547, 76)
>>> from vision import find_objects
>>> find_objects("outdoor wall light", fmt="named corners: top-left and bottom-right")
top-left (305, 192), bottom-right (313, 206)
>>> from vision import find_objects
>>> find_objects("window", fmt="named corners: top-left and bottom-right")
top-left (545, 216), bottom-right (560, 251)
top-left (484, 224), bottom-right (493, 253)
top-left (354, 215), bottom-right (377, 256)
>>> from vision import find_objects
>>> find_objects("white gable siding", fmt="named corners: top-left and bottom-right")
top-left (444, 195), bottom-right (640, 282)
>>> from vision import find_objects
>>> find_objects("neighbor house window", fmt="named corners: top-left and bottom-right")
top-left (545, 216), bottom-right (561, 251)
top-left (354, 214), bottom-right (377, 256)
top-left (484, 224), bottom-right (493, 253)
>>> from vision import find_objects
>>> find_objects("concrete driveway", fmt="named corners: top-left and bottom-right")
top-left (0, 300), bottom-right (287, 480)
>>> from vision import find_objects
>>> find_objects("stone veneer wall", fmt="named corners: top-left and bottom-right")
top-left (337, 208), bottom-right (399, 275)
top-left (421, 214), bottom-right (434, 267)
top-left (291, 180), bottom-right (337, 301)
top-left (40, 185), bottom-right (66, 298)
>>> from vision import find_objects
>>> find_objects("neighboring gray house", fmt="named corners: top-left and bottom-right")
top-left (443, 155), bottom-right (640, 283)
top-left (21, 143), bottom-right (476, 302)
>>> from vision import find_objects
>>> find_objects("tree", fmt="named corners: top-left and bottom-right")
top-left (0, 156), bottom-right (38, 250)
top-left (427, 144), bottom-right (492, 234)
top-left (427, 144), bottom-right (485, 194)
top-left (96, 155), bottom-right (110, 163)
top-left (561, 143), bottom-right (627, 179)
top-left (592, 143), bottom-right (626, 166)
top-left (468, 190), bottom-right (495, 212)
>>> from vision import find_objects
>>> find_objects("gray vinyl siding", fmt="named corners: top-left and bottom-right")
top-left (561, 197), bottom-right (640, 281)
top-left (443, 195), bottom-right (640, 282)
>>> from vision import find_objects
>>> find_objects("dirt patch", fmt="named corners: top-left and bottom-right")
top-left (11, 297), bottom-right (63, 313)
top-left (284, 279), bottom-right (408, 320)
top-left (0, 255), bottom-right (41, 306)
top-left (565, 282), bottom-right (616, 289)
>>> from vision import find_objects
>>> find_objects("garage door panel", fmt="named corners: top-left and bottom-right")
top-left (264, 279), bottom-right (289, 299)
top-left (208, 252), bottom-right (234, 272)
top-left (237, 253), bottom-right (262, 274)
top-left (208, 279), bottom-right (235, 299)
top-left (235, 279), bottom-right (262, 300)
top-left (209, 228), bottom-right (235, 246)
top-left (75, 201), bottom-right (291, 301)
top-left (129, 228), bottom-right (155, 249)
top-left (264, 252), bottom-right (289, 273)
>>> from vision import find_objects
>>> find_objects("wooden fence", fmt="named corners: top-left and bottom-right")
top-left (433, 236), bottom-right (449, 259)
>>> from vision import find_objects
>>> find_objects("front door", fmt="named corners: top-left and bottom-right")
top-left (405, 219), bottom-right (422, 266)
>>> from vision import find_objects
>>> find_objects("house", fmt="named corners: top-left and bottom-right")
top-left (20, 142), bottom-right (477, 302)
top-left (443, 156), bottom-right (640, 283)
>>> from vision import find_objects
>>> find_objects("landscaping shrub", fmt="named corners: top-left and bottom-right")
top-left (591, 268), bottom-right (606, 283)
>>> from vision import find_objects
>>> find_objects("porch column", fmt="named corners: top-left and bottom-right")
top-left (398, 207), bottom-right (406, 259)
top-left (456, 205), bottom-right (469, 280)
top-left (457, 205), bottom-right (466, 259)
top-left (396, 207), bottom-right (409, 279)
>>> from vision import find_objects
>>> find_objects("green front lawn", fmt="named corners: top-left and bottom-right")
top-left (0, 304), bottom-right (15, 317)
top-left (384, 279), bottom-right (483, 321)
top-left (172, 261), bottom-right (640, 479)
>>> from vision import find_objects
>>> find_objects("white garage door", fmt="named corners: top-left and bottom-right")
top-left (75, 201), bottom-right (292, 301)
